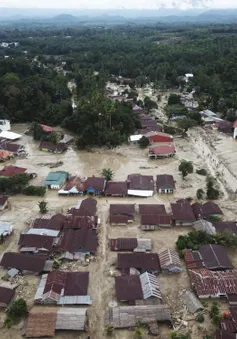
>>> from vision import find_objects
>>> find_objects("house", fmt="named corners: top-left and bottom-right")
top-left (0, 120), bottom-right (11, 131)
top-left (199, 244), bottom-right (232, 270)
top-left (60, 228), bottom-right (98, 255)
top-left (40, 124), bottom-right (53, 133)
top-left (137, 126), bottom-right (162, 135)
top-left (127, 174), bottom-right (154, 197)
top-left (192, 201), bottom-right (223, 219)
top-left (193, 219), bottom-right (216, 235)
top-left (218, 121), bottom-right (233, 134)
top-left (18, 234), bottom-right (57, 254)
top-left (25, 307), bottom-right (87, 337)
top-left (184, 73), bottom-right (194, 82)
top-left (34, 271), bottom-right (92, 305)
top-left (110, 238), bottom-right (152, 252)
top-left (84, 177), bottom-right (106, 195)
top-left (105, 181), bottom-right (128, 197)
top-left (44, 171), bottom-right (69, 189)
top-left (0, 284), bottom-right (15, 308)
top-left (141, 215), bottom-right (172, 230)
top-left (69, 198), bottom-right (97, 216)
top-left (105, 304), bottom-right (172, 329)
top-left (185, 245), bottom-right (232, 271)
top-left (0, 130), bottom-right (22, 141)
top-left (128, 134), bottom-right (143, 143)
top-left (183, 291), bottom-right (204, 314)
top-left (39, 141), bottom-right (67, 154)
top-left (31, 214), bottom-right (66, 231)
top-left (0, 252), bottom-right (52, 275)
top-left (158, 249), bottom-right (182, 273)
top-left (171, 201), bottom-right (196, 226)
top-left (189, 268), bottom-right (237, 299)
top-left (0, 150), bottom-right (13, 161)
top-left (0, 221), bottom-right (13, 237)
top-left (0, 195), bottom-right (9, 210)
top-left (139, 204), bottom-right (166, 215)
top-left (148, 144), bottom-right (176, 159)
top-left (146, 132), bottom-right (173, 144)
top-left (63, 215), bottom-right (98, 230)
top-left (115, 272), bottom-right (162, 304)
top-left (58, 176), bottom-right (85, 195)
top-left (214, 222), bottom-right (237, 235)
top-left (156, 175), bottom-right (175, 194)
top-left (110, 204), bottom-right (135, 225)
top-left (0, 142), bottom-right (25, 155)
top-left (117, 253), bottom-right (160, 274)
top-left (59, 134), bottom-right (74, 144)
top-left (0, 165), bottom-right (27, 177)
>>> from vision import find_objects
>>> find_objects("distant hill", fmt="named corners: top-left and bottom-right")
top-left (52, 14), bottom-right (79, 22)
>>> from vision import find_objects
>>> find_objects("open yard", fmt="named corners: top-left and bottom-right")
top-left (0, 123), bottom-right (236, 339)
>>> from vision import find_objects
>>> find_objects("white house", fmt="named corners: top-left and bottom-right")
top-left (0, 120), bottom-right (11, 131)
top-left (184, 73), bottom-right (194, 83)
top-left (233, 121), bottom-right (237, 139)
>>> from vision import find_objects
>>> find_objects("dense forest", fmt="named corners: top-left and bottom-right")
top-left (1, 23), bottom-right (237, 145)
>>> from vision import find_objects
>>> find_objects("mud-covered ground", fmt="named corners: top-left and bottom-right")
top-left (0, 114), bottom-right (237, 339)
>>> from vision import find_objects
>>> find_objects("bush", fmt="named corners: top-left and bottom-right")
top-left (23, 185), bottom-right (46, 196)
top-left (196, 169), bottom-right (208, 176)
top-left (196, 188), bottom-right (204, 200)
top-left (5, 298), bottom-right (28, 328)
top-left (179, 160), bottom-right (194, 179)
top-left (105, 325), bottom-right (114, 336)
top-left (196, 313), bottom-right (205, 323)
top-left (138, 136), bottom-right (150, 148)
top-left (206, 176), bottom-right (220, 200)
top-left (210, 302), bottom-right (220, 325)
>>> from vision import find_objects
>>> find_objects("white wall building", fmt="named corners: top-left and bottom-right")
top-left (0, 120), bottom-right (11, 131)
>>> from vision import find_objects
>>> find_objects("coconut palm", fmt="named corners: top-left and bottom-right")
top-left (101, 168), bottom-right (114, 181)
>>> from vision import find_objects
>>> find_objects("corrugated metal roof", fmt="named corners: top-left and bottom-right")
top-left (140, 272), bottom-right (162, 300)
top-left (156, 175), bottom-right (175, 190)
top-left (139, 204), bottom-right (166, 215)
top-left (141, 214), bottom-right (172, 226)
top-left (117, 253), bottom-right (160, 272)
top-left (1, 252), bottom-right (47, 273)
top-left (193, 219), bottom-right (216, 235)
top-left (0, 221), bottom-right (12, 236)
top-left (27, 229), bottom-right (60, 237)
top-left (199, 244), bottom-right (232, 270)
top-left (183, 291), bottom-right (204, 314)
top-left (115, 275), bottom-right (143, 301)
top-left (158, 249), bottom-right (181, 270)
top-left (56, 308), bottom-right (87, 331)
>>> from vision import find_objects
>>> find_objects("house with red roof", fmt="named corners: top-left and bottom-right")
top-left (148, 144), bottom-right (176, 159)
top-left (0, 165), bottom-right (27, 177)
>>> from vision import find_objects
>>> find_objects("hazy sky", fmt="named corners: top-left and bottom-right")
top-left (0, 0), bottom-right (237, 9)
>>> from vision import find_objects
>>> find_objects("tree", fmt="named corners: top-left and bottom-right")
top-left (101, 168), bottom-right (114, 181)
top-left (168, 94), bottom-right (181, 105)
top-left (196, 313), bottom-right (205, 323)
top-left (23, 186), bottom-right (46, 196)
top-left (48, 131), bottom-right (59, 144)
top-left (210, 302), bottom-right (220, 325)
top-left (179, 160), bottom-right (194, 179)
top-left (176, 118), bottom-right (198, 132)
top-left (196, 188), bottom-right (204, 200)
top-left (38, 201), bottom-right (48, 214)
top-left (143, 96), bottom-right (158, 111)
top-left (138, 136), bottom-right (150, 148)
top-left (206, 176), bottom-right (220, 200)
top-left (5, 298), bottom-right (28, 328)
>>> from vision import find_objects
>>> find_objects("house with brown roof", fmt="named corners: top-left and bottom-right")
top-left (68, 198), bottom-right (97, 217)
top-left (110, 238), bottom-right (152, 252)
top-left (84, 177), bottom-right (106, 195)
top-left (192, 201), bottom-right (223, 219)
top-left (34, 271), bottom-right (92, 305)
top-left (156, 175), bottom-right (176, 194)
top-left (31, 214), bottom-right (66, 231)
top-left (0, 252), bottom-right (52, 275)
top-left (141, 215), bottom-right (172, 230)
top-left (0, 142), bottom-right (25, 155)
top-left (26, 307), bottom-right (88, 337)
top-left (39, 141), bottom-right (67, 154)
top-left (0, 195), bottom-right (8, 210)
top-left (105, 181), bottom-right (128, 197)
top-left (171, 200), bottom-right (196, 226)
top-left (148, 144), bottom-right (176, 159)
top-left (214, 222), bottom-right (237, 235)
top-left (117, 253), bottom-right (160, 274)
top-left (60, 228), bottom-right (98, 255)
top-left (110, 204), bottom-right (135, 225)
top-left (58, 176), bottom-right (85, 195)
top-left (139, 204), bottom-right (166, 215)
top-left (189, 268), bottom-right (237, 299)
top-left (18, 234), bottom-right (57, 255)
top-left (127, 174), bottom-right (154, 197)
top-left (115, 272), bottom-right (162, 304)
top-left (63, 215), bottom-right (98, 230)
top-left (0, 284), bottom-right (15, 308)
top-left (0, 165), bottom-right (27, 177)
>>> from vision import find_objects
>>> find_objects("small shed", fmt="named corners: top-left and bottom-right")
top-left (183, 291), bottom-right (204, 314)
top-left (193, 219), bottom-right (216, 235)
top-left (158, 249), bottom-right (182, 273)
top-left (0, 285), bottom-right (15, 308)
top-left (0, 196), bottom-right (9, 210)
top-left (0, 221), bottom-right (13, 237)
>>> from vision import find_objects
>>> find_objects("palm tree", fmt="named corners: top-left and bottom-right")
top-left (38, 201), bottom-right (48, 214)
top-left (101, 168), bottom-right (114, 181)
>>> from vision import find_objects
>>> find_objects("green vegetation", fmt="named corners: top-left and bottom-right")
top-left (133, 327), bottom-right (143, 339)
top-left (101, 168), bottom-right (114, 181)
top-left (179, 160), bottom-right (194, 179)
top-left (4, 298), bottom-right (27, 328)
top-left (105, 325), bottom-right (114, 336)
top-left (143, 96), bottom-right (158, 111)
top-left (38, 201), bottom-right (48, 214)
top-left (0, 174), bottom-right (30, 194)
top-left (196, 169), bottom-right (208, 176)
top-left (196, 188), bottom-right (205, 200)
top-left (176, 230), bottom-right (237, 251)
top-left (196, 313), bottom-right (205, 323)
top-left (23, 185), bottom-right (46, 196)
top-left (170, 332), bottom-right (191, 339)
top-left (206, 176), bottom-right (220, 200)
top-left (138, 136), bottom-right (150, 148)
top-left (210, 302), bottom-right (221, 325)
top-left (168, 94), bottom-right (181, 106)
top-left (176, 118), bottom-right (198, 132)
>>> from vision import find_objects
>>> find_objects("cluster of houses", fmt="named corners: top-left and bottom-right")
top-left (108, 199), bottom-right (224, 229)
top-left (0, 197), bottom-right (100, 336)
